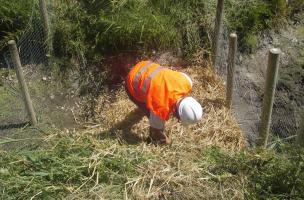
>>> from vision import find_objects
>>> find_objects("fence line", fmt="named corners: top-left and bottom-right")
top-left (226, 33), bottom-right (237, 109)
top-left (39, 0), bottom-right (52, 57)
top-left (0, 1), bottom-right (301, 147)
top-left (0, 0), bottom-right (52, 127)
top-left (257, 48), bottom-right (281, 148)
top-left (212, 0), bottom-right (224, 67)
top-left (8, 40), bottom-right (37, 126)
top-left (3, 1), bottom-right (49, 69)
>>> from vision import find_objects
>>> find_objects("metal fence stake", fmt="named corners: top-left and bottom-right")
top-left (8, 40), bottom-right (37, 126)
top-left (257, 48), bottom-right (281, 148)
top-left (226, 33), bottom-right (237, 109)
top-left (212, 0), bottom-right (224, 67)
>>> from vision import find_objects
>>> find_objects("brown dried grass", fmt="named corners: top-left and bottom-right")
top-left (77, 65), bottom-right (246, 199)
top-left (86, 65), bottom-right (245, 151)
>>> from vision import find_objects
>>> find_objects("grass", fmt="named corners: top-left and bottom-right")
top-left (1, 132), bottom-right (303, 199)
top-left (1, 0), bottom-right (304, 199)
top-left (0, 84), bottom-right (26, 122)
top-left (1, 131), bottom-right (240, 199)
top-left (1, 50), bottom-right (303, 200)
top-left (1, 59), bottom-right (246, 199)
top-left (203, 144), bottom-right (304, 199)
top-left (0, 65), bottom-right (79, 153)
top-left (1, 0), bottom-right (304, 66)
top-left (0, 65), bottom-right (78, 128)
top-left (224, 0), bottom-right (304, 52)
top-left (0, 133), bottom-right (147, 199)
top-left (86, 61), bottom-right (245, 149)
top-left (52, 0), bottom-right (217, 72)
top-left (297, 26), bottom-right (304, 40)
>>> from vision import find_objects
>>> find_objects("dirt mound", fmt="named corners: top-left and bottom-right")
top-left (84, 65), bottom-right (245, 151)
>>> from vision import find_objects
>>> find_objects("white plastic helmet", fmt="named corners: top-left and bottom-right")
top-left (178, 97), bottom-right (203, 125)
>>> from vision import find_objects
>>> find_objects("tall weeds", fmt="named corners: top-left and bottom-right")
top-left (0, 0), bottom-right (32, 54)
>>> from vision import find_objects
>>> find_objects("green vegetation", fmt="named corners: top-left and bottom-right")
top-left (0, 85), bottom-right (24, 121)
top-left (1, 0), bottom-right (304, 199)
top-left (0, 134), bottom-right (146, 199)
top-left (52, 0), bottom-right (304, 64)
top-left (1, 133), bottom-right (303, 199)
top-left (53, 0), bottom-right (214, 67)
top-left (0, 0), bottom-right (32, 53)
top-left (51, 0), bottom-right (216, 97)
top-left (206, 145), bottom-right (304, 199)
top-left (1, 0), bottom-right (303, 63)
top-left (225, 0), bottom-right (303, 52)
top-left (0, 66), bottom-right (79, 131)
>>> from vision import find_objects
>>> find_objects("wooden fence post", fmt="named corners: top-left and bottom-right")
top-left (226, 33), bottom-right (237, 109)
top-left (8, 40), bottom-right (37, 126)
top-left (257, 48), bottom-right (281, 148)
top-left (39, 0), bottom-right (52, 56)
top-left (296, 112), bottom-right (304, 146)
top-left (212, 0), bottom-right (224, 67)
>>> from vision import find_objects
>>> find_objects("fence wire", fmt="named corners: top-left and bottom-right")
top-left (0, 0), bottom-right (52, 127)
top-left (4, 5), bottom-right (48, 69)
top-left (216, 25), bottom-right (302, 145)
top-left (0, 1), bottom-right (301, 143)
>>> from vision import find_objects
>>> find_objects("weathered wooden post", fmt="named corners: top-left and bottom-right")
top-left (257, 48), bottom-right (281, 148)
top-left (39, 0), bottom-right (52, 56)
top-left (8, 40), bottom-right (37, 126)
top-left (296, 112), bottom-right (304, 146)
top-left (212, 0), bottom-right (224, 67)
top-left (226, 33), bottom-right (237, 109)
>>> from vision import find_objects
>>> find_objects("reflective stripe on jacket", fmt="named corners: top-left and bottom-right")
top-left (126, 60), bottom-right (192, 120)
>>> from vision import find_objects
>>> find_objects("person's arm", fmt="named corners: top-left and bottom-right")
top-left (148, 111), bottom-right (171, 145)
top-left (149, 111), bottom-right (165, 130)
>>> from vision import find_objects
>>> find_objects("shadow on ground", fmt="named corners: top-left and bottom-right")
top-left (0, 122), bottom-right (29, 130)
top-left (98, 108), bottom-right (147, 144)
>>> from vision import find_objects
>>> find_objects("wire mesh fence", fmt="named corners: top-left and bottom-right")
top-left (3, 4), bottom-right (48, 69)
top-left (0, 0), bottom-right (302, 144)
top-left (216, 23), bottom-right (302, 145)
top-left (0, 0), bottom-right (53, 128)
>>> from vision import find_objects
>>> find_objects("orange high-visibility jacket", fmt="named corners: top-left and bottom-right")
top-left (126, 60), bottom-right (192, 120)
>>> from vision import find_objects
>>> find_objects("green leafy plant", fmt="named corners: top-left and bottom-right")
top-left (206, 144), bottom-right (304, 199)
top-left (226, 0), bottom-right (273, 52)
top-left (0, 0), bottom-right (33, 52)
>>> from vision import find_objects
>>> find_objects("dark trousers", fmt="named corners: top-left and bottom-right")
top-left (125, 83), bottom-right (150, 117)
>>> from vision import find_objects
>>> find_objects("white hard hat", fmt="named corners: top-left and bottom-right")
top-left (178, 97), bottom-right (203, 125)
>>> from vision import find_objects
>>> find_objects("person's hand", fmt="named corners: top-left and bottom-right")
top-left (147, 127), bottom-right (172, 146)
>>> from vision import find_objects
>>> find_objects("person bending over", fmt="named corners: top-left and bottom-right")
top-left (125, 60), bottom-right (203, 145)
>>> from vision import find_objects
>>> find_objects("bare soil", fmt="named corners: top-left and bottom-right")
top-left (219, 24), bottom-right (304, 144)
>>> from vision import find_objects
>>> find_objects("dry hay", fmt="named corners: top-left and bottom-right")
top-left (79, 65), bottom-right (246, 199)
top-left (87, 65), bottom-right (245, 151)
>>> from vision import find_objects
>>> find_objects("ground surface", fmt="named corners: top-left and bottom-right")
top-left (0, 61), bottom-right (247, 199)
top-left (0, 65), bottom-right (78, 150)
top-left (73, 64), bottom-right (246, 199)
top-left (84, 64), bottom-right (245, 150)
top-left (216, 24), bottom-right (304, 144)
